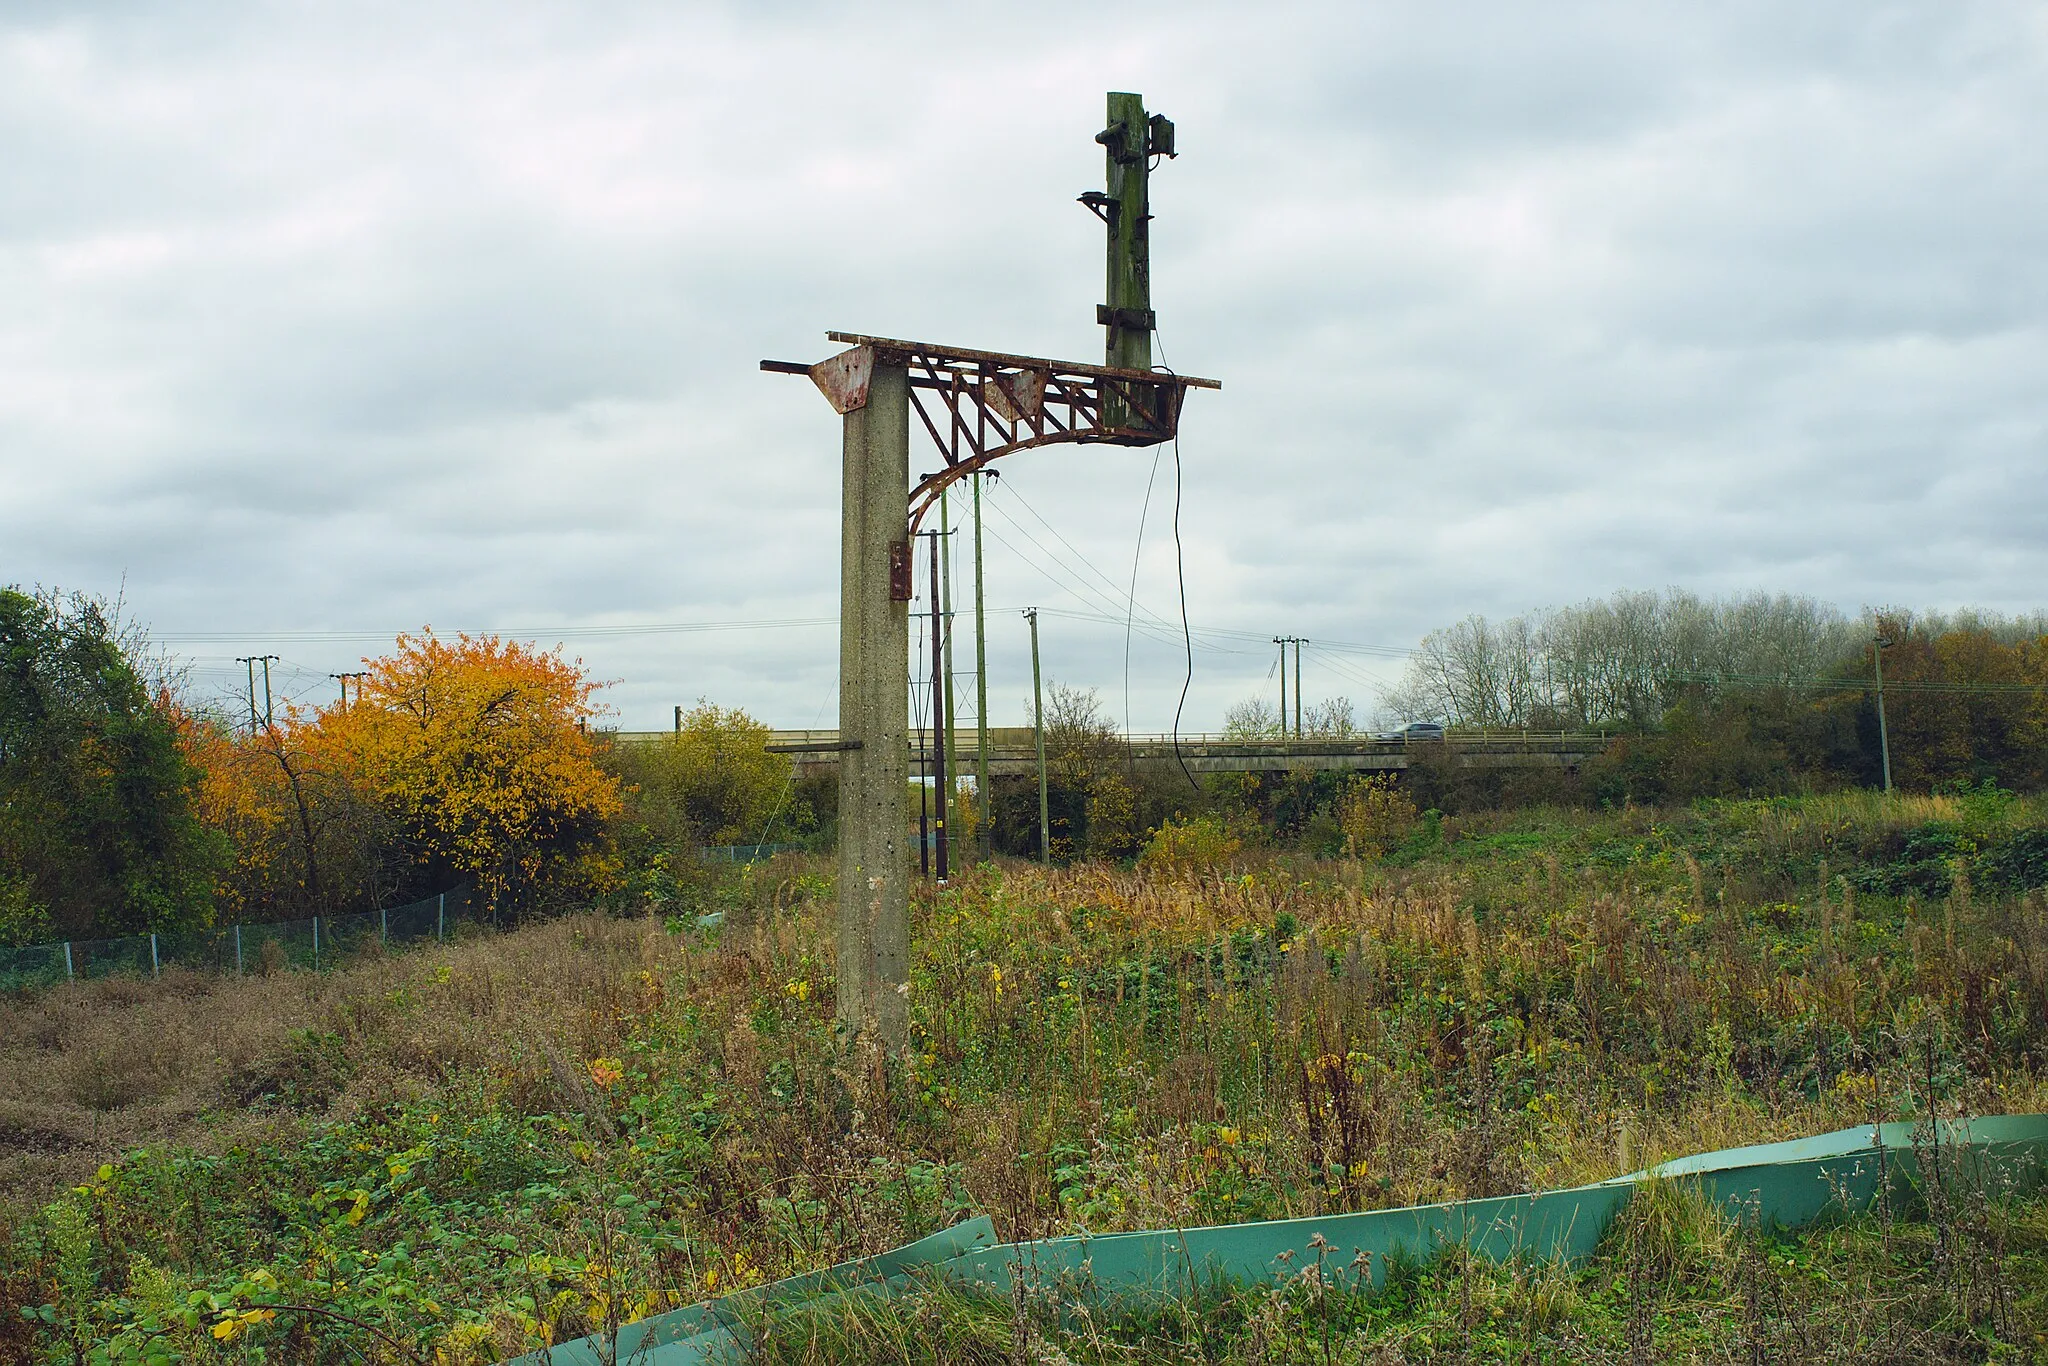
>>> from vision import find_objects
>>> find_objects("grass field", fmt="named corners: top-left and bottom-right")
top-left (3, 791), bottom-right (2046, 1362)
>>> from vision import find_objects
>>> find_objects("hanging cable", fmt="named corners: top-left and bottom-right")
top-left (1125, 445), bottom-right (1166, 764)
top-left (1169, 431), bottom-right (1196, 792)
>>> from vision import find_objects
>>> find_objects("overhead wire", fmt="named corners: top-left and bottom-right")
top-left (982, 489), bottom-right (1190, 646)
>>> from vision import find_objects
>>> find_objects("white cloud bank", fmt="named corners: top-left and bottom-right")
top-left (3, 1), bottom-right (2043, 729)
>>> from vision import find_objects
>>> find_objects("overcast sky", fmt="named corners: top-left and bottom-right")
top-left (4, 2), bottom-right (2044, 732)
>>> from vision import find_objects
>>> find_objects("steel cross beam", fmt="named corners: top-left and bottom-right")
top-left (762, 332), bottom-right (1219, 535)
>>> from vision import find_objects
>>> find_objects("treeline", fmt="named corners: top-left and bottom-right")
top-left (9, 579), bottom-right (2045, 941)
top-left (984, 591), bottom-right (2048, 858)
top-left (0, 587), bottom-right (824, 945)
top-left (1364, 589), bottom-right (2048, 804)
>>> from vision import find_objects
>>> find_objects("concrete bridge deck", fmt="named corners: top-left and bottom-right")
top-left (609, 729), bottom-right (1609, 775)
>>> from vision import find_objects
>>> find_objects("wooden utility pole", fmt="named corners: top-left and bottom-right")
top-left (973, 473), bottom-right (991, 861)
top-left (1095, 92), bottom-right (1170, 425)
top-left (940, 493), bottom-right (959, 862)
top-left (929, 529), bottom-right (951, 882)
top-left (1294, 637), bottom-right (1304, 736)
top-left (1275, 638), bottom-right (1288, 736)
top-left (1874, 632), bottom-right (1894, 793)
top-left (237, 656), bottom-right (259, 732)
top-left (1027, 608), bottom-right (1051, 864)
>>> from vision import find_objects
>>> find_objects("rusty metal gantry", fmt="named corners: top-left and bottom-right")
top-left (764, 332), bottom-right (1220, 558)
top-left (760, 92), bottom-right (1217, 1050)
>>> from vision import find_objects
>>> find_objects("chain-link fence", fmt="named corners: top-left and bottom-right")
top-left (697, 843), bottom-right (806, 864)
top-left (0, 886), bottom-right (476, 992)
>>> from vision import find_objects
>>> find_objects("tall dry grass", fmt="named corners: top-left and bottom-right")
top-left (0, 915), bottom-right (677, 1213)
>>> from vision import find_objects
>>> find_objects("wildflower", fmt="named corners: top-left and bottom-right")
top-left (784, 979), bottom-right (811, 1002)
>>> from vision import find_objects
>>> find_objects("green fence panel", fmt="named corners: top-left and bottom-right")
top-left (697, 844), bottom-right (804, 865)
top-left (0, 886), bottom-right (474, 988)
top-left (384, 899), bottom-right (441, 946)
top-left (70, 934), bottom-right (154, 980)
top-left (320, 910), bottom-right (379, 959)
top-left (0, 942), bottom-right (68, 991)
top-left (507, 1115), bottom-right (2048, 1366)
top-left (156, 927), bottom-right (236, 974)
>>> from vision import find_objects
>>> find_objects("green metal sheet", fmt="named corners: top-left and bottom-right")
top-left (505, 1114), bottom-right (2048, 1365)
top-left (500, 1217), bottom-right (998, 1366)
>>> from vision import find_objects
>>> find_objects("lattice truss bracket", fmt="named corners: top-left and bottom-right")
top-left (763, 332), bottom-right (1220, 534)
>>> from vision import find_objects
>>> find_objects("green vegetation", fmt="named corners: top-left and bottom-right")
top-left (0, 588), bottom-right (224, 943)
top-left (3, 791), bottom-right (2045, 1361)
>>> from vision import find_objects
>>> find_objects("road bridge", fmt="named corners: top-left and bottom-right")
top-left (609, 729), bottom-right (1610, 776)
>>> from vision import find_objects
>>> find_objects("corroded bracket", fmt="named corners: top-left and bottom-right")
top-left (762, 333), bottom-right (1218, 535)
top-left (809, 346), bottom-right (874, 415)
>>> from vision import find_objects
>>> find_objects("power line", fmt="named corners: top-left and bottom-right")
top-left (154, 616), bottom-right (838, 645)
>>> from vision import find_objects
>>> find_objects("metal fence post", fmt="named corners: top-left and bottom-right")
top-left (437, 892), bottom-right (445, 942)
top-left (312, 915), bottom-right (320, 968)
top-left (150, 933), bottom-right (159, 977)
top-left (64, 941), bottom-right (74, 981)
top-left (234, 924), bottom-right (243, 974)
top-left (380, 906), bottom-right (388, 944)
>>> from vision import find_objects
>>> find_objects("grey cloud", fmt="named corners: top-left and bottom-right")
top-left (3, 2), bottom-right (2045, 731)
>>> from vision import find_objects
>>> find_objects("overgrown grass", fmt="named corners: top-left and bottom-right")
top-left (2, 792), bottom-right (2045, 1362)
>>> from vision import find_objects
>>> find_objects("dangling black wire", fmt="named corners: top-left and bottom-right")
top-left (1124, 445), bottom-right (1165, 774)
top-left (1169, 432), bottom-right (1197, 793)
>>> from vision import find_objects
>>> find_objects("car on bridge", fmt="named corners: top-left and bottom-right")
top-left (1376, 722), bottom-right (1446, 742)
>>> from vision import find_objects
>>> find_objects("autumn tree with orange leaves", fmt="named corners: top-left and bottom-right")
top-left (310, 631), bottom-right (622, 910)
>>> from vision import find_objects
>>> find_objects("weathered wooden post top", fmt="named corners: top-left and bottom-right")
top-left (761, 92), bottom-right (1218, 1049)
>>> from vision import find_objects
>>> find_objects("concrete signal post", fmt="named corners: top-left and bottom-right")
top-left (762, 93), bottom-right (1217, 1051)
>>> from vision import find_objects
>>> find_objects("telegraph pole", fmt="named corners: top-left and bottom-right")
top-left (1293, 637), bottom-right (1304, 736)
top-left (1272, 637), bottom-right (1307, 735)
top-left (237, 657), bottom-right (259, 732)
top-left (674, 704), bottom-right (683, 733)
top-left (973, 472), bottom-right (991, 861)
top-left (330, 671), bottom-right (367, 705)
top-left (940, 493), bottom-right (959, 864)
top-left (1090, 92), bottom-right (1172, 423)
top-left (258, 656), bottom-right (277, 728)
top-left (928, 530), bottom-right (951, 882)
top-left (1026, 608), bottom-right (1050, 864)
top-left (1874, 632), bottom-right (1894, 793)
top-left (239, 655), bottom-right (280, 729)
top-left (1274, 638), bottom-right (1288, 737)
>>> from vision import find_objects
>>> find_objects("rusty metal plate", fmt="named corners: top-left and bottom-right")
top-left (888, 539), bottom-right (913, 601)
top-left (810, 346), bottom-right (875, 414)
top-left (985, 368), bottom-right (1046, 423)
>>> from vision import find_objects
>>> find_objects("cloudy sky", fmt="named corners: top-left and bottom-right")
top-left (4, 2), bottom-right (2043, 732)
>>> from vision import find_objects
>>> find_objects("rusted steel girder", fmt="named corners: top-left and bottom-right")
top-left (761, 333), bottom-right (1219, 535)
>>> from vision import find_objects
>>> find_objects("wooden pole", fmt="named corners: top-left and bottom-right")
top-left (930, 530), bottom-right (950, 882)
top-left (973, 473), bottom-right (991, 861)
top-left (1101, 91), bottom-right (1153, 428)
top-left (1027, 608), bottom-right (1051, 864)
top-left (940, 492), bottom-right (960, 864)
